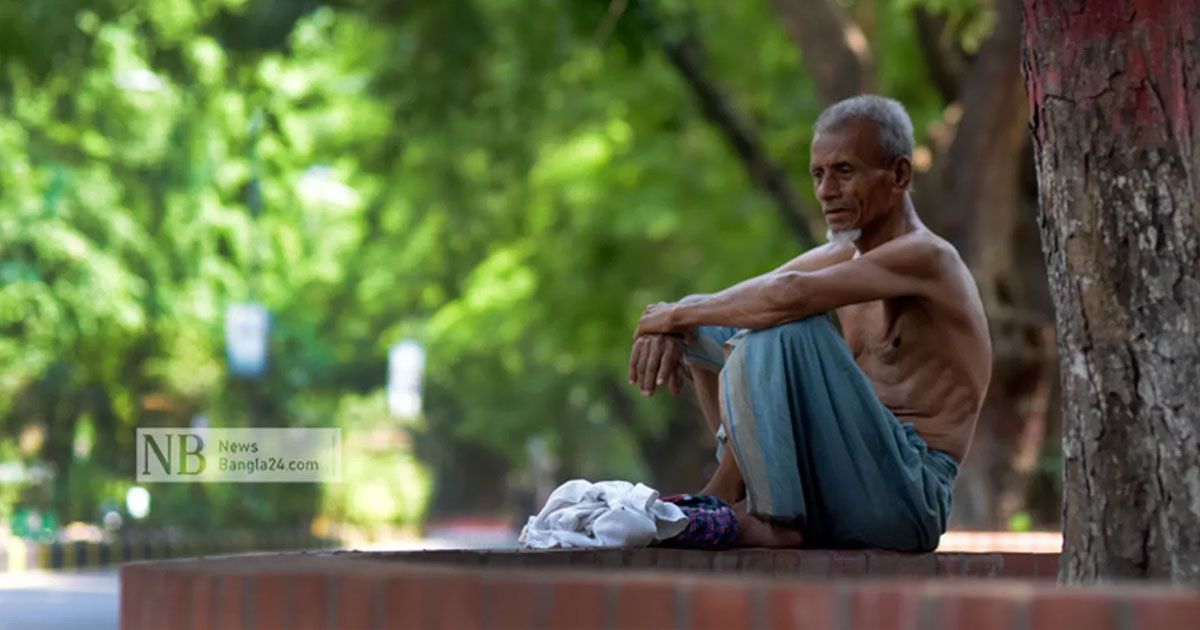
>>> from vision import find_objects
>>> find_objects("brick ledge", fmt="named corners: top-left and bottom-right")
top-left (120, 549), bottom-right (1200, 630)
top-left (368, 548), bottom-right (1060, 579)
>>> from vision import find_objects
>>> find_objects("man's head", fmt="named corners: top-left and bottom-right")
top-left (809, 95), bottom-right (914, 244)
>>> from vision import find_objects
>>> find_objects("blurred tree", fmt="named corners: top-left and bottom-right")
top-left (0, 0), bottom-right (1060, 532)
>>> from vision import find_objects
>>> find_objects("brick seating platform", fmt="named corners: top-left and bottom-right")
top-left (120, 548), bottom-right (1200, 629)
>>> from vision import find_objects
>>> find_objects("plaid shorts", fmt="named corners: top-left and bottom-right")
top-left (655, 494), bottom-right (738, 550)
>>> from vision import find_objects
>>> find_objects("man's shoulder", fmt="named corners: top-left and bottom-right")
top-left (895, 232), bottom-right (988, 324)
top-left (808, 241), bottom-right (857, 260)
top-left (779, 241), bottom-right (856, 274)
top-left (873, 230), bottom-right (962, 277)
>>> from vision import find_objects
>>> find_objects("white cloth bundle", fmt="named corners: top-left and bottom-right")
top-left (518, 479), bottom-right (688, 549)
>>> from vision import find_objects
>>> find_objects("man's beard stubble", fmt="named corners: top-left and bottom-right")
top-left (826, 228), bottom-right (862, 246)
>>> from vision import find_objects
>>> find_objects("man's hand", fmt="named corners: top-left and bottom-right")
top-left (633, 302), bottom-right (680, 338)
top-left (628, 333), bottom-right (687, 397)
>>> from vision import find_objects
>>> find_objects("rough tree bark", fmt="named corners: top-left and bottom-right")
top-left (1022, 0), bottom-right (1200, 582)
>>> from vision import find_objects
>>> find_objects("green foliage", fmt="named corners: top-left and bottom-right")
top-left (0, 0), bottom-right (987, 528)
top-left (1007, 511), bottom-right (1033, 533)
top-left (320, 392), bottom-right (430, 527)
top-left (907, 0), bottom-right (994, 51)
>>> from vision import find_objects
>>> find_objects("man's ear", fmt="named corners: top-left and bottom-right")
top-left (891, 156), bottom-right (913, 191)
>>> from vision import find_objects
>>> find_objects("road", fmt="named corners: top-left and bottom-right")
top-left (0, 534), bottom-right (506, 630)
top-left (0, 570), bottom-right (118, 630)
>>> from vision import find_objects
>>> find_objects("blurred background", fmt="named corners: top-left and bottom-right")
top-left (0, 0), bottom-right (1059, 562)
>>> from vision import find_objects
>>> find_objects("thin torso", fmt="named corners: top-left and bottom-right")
top-left (835, 238), bottom-right (991, 462)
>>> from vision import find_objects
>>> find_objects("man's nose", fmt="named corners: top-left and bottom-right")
top-left (816, 175), bottom-right (839, 203)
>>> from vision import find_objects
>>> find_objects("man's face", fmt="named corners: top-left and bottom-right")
top-left (809, 119), bottom-right (898, 237)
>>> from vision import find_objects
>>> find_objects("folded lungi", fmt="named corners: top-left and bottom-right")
top-left (655, 494), bottom-right (739, 550)
top-left (685, 315), bottom-right (959, 552)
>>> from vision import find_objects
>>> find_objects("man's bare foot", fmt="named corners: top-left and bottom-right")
top-left (734, 508), bottom-right (805, 548)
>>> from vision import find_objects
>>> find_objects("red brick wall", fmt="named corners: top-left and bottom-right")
top-left (120, 550), bottom-right (1200, 630)
top-left (366, 548), bottom-right (1061, 578)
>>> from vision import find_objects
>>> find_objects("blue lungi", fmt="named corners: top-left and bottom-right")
top-left (685, 315), bottom-right (958, 552)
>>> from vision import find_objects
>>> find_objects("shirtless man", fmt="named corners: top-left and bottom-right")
top-left (628, 95), bottom-right (991, 550)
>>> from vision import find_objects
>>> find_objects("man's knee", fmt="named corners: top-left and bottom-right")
top-left (683, 355), bottom-right (721, 374)
top-left (684, 325), bottom-right (738, 372)
top-left (737, 315), bottom-right (836, 351)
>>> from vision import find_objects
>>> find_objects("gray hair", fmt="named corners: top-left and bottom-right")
top-left (813, 95), bottom-right (914, 163)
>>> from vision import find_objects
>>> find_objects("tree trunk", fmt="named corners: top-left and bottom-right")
top-left (1022, 0), bottom-right (1200, 582)
top-left (767, 0), bottom-right (874, 103)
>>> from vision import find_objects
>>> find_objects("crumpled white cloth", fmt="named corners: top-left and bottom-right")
top-left (518, 479), bottom-right (688, 549)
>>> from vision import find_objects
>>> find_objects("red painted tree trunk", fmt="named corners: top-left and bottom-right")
top-left (1022, 1), bottom-right (1200, 582)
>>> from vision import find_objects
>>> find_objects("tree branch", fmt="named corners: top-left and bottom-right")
top-left (913, 7), bottom-right (971, 104)
top-left (594, 0), bottom-right (631, 45)
top-left (767, 0), bottom-right (874, 103)
top-left (637, 2), bottom-right (815, 246)
top-left (919, 0), bottom-right (1027, 259)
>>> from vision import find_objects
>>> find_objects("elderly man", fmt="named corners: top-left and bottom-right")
top-left (629, 95), bottom-right (991, 551)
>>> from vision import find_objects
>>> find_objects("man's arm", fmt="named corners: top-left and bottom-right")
top-left (663, 243), bottom-right (854, 337)
top-left (674, 242), bottom-right (853, 307)
top-left (637, 233), bottom-right (949, 334)
top-left (770, 241), bottom-right (856, 274)
top-left (628, 242), bottom-right (863, 391)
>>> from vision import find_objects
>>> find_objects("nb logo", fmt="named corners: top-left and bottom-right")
top-left (138, 431), bottom-right (207, 477)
